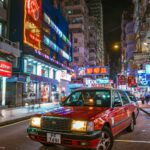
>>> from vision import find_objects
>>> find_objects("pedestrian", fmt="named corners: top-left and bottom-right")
top-left (141, 94), bottom-right (144, 104)
top-left (145, 93), bottom-right (149, 105)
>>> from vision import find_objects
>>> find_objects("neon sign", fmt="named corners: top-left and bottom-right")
top-left (44, 13), bottom-right (71, 47)
top-left (24, 0), bottom-right (41, 50)
top-left (0, 61), bottom-right (12, 78)
top-left (85, 67), bottom-right (109, 75)
top-left (43, 35), bottom-right (70, 61)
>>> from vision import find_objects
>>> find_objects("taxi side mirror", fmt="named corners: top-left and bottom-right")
top-left (113, 101), bottom-right (122, 107)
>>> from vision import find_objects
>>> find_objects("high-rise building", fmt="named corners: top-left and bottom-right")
top-left (62, 0), bottom-right (89, 67)
top-left (0, 0), bottom-right (21, 107)
top-left (86, 0), bottom-right (104, 65)
top-left (88, 16), bottom-right (97, 66)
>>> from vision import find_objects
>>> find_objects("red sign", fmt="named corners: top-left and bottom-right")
top-left (118, 75), bottom-right (126, 85)
top-left (85, 66), bottom-right (109, 75)
top-left (0, 61), bottom-right (12, 77)
top-left (24, 0), bottom-right (42, 50)
top-left (128, 76), bottom-right (137, 87)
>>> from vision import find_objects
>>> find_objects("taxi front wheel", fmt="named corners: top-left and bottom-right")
top-left (40, 142), bottom-right (54, 147)
top-left (94, 126), bottom-right (114, 150)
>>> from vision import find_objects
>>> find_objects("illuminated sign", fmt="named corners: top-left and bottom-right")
top-left (85, 66), bottom-right (109, 75)
top-left (96, 78), bottom-right (109, 84)
top-left (44, 13), bottom-right (71, 47)
top-left (118, 75), bottom-right (126, 85)
top-left (24, 0), bottom-right (42, 50)
top-left (128, 76), bottom-right (137, 87)
top-left (146, 64), bottom-right (150, 74)
top-left (0, 61), bottom-right (12, 77)
top-left (43, 35), bottom-right (70, 60)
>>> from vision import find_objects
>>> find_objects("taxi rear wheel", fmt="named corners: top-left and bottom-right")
top-left (126, 115), bottom-right (135, 132)
top-left (95, 126), bottom-right (113, 150)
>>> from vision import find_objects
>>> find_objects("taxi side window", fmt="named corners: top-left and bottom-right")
top-left (112, 91), bottom-right (122, 106)
top-left (119, 91), bottom-right (130, 105)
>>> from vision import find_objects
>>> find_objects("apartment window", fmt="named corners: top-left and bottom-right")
top-left (74, 47), bottom-right (79, 52)
top-left (67, 10), bottom-right (73, 15)
top-left (74, 38), bottom-right (78, 43)
top-left (74, 57), bottom-right (79, 62)
top-left (73, 9), bottom-right (82, 15)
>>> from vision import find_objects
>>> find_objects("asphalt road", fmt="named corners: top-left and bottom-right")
top-left (0, 111), bottom-right (150, 150)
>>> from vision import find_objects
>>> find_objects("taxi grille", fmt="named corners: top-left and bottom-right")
top-left (41, 117), bottom-right (71, 132)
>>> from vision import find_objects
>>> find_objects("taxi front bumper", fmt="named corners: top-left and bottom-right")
top-left (27, 127), bottom-right (101, 149)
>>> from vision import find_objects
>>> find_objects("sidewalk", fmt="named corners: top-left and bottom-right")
top-left (0, 103), bottom-right (60, 127)
top-left (138, 101), bottom-right (150, 115)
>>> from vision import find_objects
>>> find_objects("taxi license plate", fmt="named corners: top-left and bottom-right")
top-left (47, 133), bottom-right (61, 144)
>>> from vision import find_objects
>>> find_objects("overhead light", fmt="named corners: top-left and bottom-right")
top-left (144, 42), bottom-right (148, 46)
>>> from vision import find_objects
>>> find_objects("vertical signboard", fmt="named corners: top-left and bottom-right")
top-left (24, 0), bottom-right (42, 50)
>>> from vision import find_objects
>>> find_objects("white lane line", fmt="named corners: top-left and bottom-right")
top-left (115, 140), bottom-right (150, 144)
top-left (0, 147), bottom-right (6, 149)
top-left (0, 119), bottom-right (30, 129)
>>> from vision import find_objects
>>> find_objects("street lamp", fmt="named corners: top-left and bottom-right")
top-left (113, 43), bottom-right (120, 51)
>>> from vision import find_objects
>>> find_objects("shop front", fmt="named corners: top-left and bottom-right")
top-left (22, 56), bottom-right (59, 104)
top-left (0, 61), bottom-right (12, 107)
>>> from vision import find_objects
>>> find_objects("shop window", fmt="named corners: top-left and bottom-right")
top-left (0, 22), bottom-right (2, 36)
top-left (27, 63), bottom-right (37, 75)
top-left (0, 21), bottom-right (7, 37)
top-left (74, 38), bottom-right (78, 43)
top-left (53, 70), bottom-right (56, 80)
top-left (41, 68), bottom-right (49, 77)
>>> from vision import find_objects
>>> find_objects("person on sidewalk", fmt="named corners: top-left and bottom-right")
top-left (145, 93), bottom-right (149, 105)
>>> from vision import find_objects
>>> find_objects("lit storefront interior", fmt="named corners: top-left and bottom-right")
top-left (23, 56), bottom-right (61, 103)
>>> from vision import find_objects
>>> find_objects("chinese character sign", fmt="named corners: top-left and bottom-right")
top-left (85, 66), bottom-right (109, 75)
top-left (24, 0), bottom-right (42, 50)
top-left (128, 76), bottom-right (137, 87)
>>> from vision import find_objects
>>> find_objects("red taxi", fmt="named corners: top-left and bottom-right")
top-left (27, 88), bottom-right (138, 150)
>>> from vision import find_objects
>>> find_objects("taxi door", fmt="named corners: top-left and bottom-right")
top-left (110, 90), bottom-right (126, 136)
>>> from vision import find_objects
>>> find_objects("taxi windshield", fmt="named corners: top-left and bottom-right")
top-left (62, 90), bottom-right (111, 107)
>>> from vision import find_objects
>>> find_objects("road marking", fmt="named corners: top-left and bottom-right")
top-left (115, 139), bottom-right (150, 144)
top-left (0, 119), bottom-right (30, 129)
top-left (0, 147), bottom-right (6, 149)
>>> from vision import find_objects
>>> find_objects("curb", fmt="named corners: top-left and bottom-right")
top-left (0, 115), bottom-right (33, 127)
top-left (139, 108), bottom-right (150, 116)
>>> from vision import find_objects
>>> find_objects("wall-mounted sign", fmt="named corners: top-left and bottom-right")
top-left (24, 0), bottom-right (42, 50)
top-left (0, 61), bottom-right (12, 77)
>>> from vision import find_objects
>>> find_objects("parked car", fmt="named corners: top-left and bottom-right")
top-left (124, 91), bottom-right (139, 118)
top-left (27, 88), bottom-right (137, 150)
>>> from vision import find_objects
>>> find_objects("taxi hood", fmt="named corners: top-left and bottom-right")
top-left (43, 106), bottom-right (109, 120)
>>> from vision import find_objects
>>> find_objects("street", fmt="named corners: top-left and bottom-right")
top-left (0, 111), bottom-right (149, 150)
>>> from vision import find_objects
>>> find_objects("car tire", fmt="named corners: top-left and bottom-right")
top-left (126, 115), bottom-right (135, 132)
top-left (95, 126), bottom-right (114, 150)
top-left (40, 142), bottom-right (54, 147)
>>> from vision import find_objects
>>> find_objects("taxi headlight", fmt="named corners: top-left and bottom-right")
top-left (30, 117), bottom-right (41, 128)
top-left (71, 120), bottom-right (94, 132)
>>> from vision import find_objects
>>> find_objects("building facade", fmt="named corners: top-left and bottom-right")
top-left (86, 0), bottom-right (104, 65)
top-left (7, 0), bottom-right (73, 106)
top-left (0, 0), bottom-right (21, 107)
top-left (62, 0), bottom-right (89, 67)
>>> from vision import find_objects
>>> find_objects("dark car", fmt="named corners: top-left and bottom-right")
top-left (27, 88), bottom-right (137, 150)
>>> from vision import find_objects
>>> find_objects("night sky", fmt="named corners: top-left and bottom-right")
top-left (102, 0), bottom-right (132, 80)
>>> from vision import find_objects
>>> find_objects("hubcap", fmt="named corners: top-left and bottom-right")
top-left (96, 131), bottom-right (111, 150)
